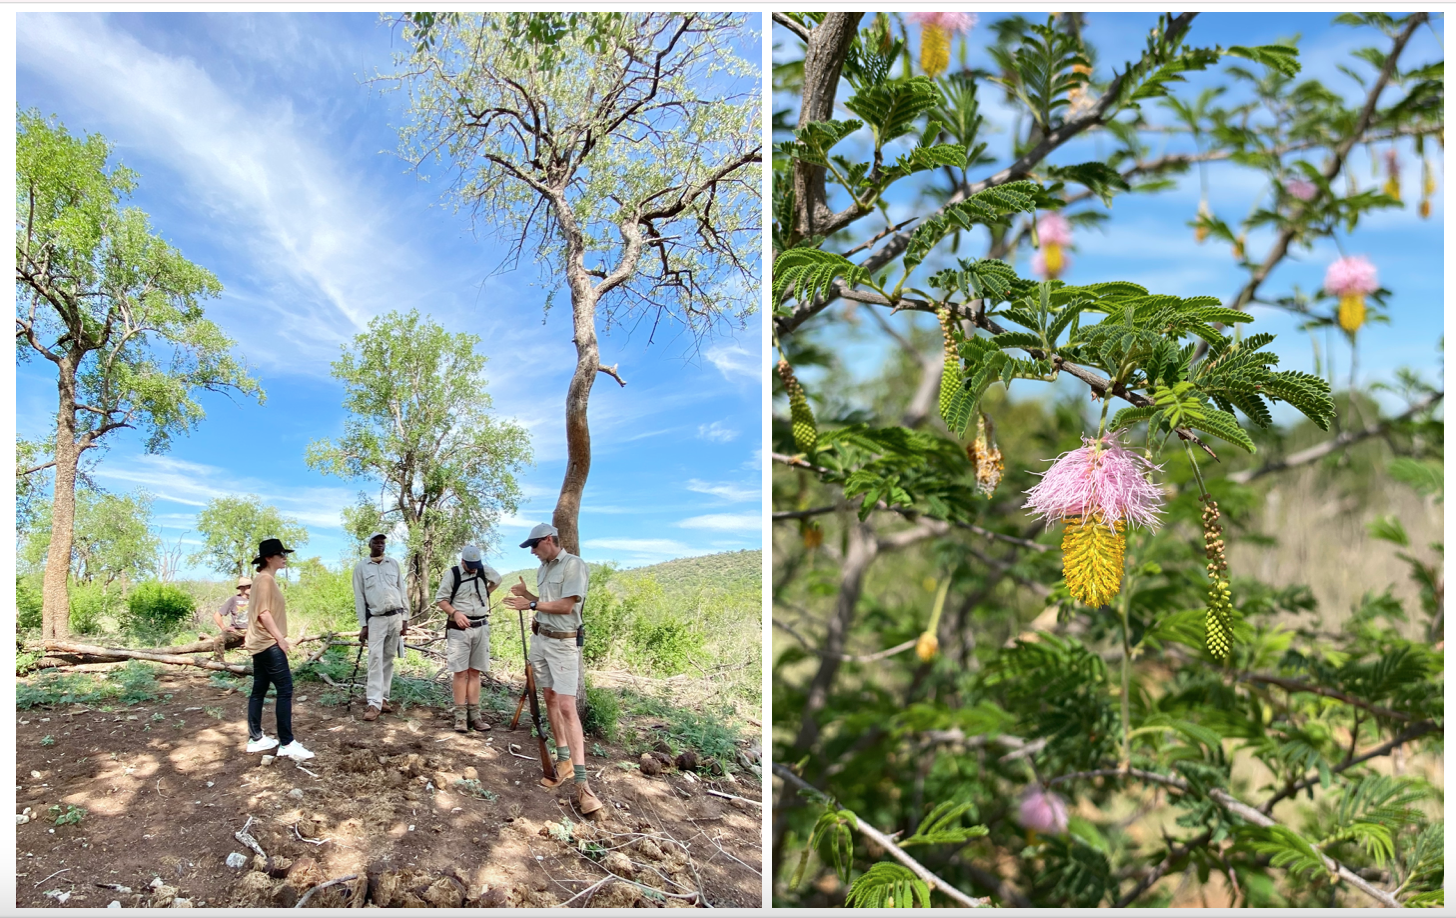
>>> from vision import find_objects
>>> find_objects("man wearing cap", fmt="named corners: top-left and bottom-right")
top-left (503, 523), bottom-right (601, 816)
top-left (213, 577), bottom-right (252, 636)
top-left (435, 544), bottom-right (501, 733)
top-left (352, 532), bottom-right (410, 722)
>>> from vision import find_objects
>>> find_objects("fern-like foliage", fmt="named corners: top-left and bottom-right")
top-left (773, 249), bottom-right (869, 306)
top-left (843, 862), bottom-right (930, 908)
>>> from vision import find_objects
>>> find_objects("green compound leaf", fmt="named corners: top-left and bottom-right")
top-left (844, 76), bottom-right (943, 149)
top-left (901, 800), bottom-right (989, 847)
top-left (843, 862), bottom-right (931, 909)
top-left (1227, 44), bottom-right (1302, 78)
top-left (904, 181), bottom-right (1041, 271)
top-left (773, 248), bottom-right (869, 305)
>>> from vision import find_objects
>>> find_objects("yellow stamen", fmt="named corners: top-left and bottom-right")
top-left (1043, 243), bottom-right (1064, 278)
top-left (1337, 293), bottom-right (1366, 334)
top-left (915, 631), bottom-right (939, 662)
top-left (920, 25), bottom-right (950, 78)
top-left (1061, 515), bottom-right (1125, 607)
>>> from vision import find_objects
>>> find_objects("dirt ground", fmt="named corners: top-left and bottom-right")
top-left (14, 669), bottom-right (763, 908)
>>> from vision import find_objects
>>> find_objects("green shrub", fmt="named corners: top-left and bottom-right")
top-left (69, 580), bottom-right (118, 635)
top-left (583, 684), bottom-right (621, 742)
top-left (630, 613), bottom-right (705, 675)
top-left (122, 581), bottom-right (195, 641)
top-left (17, 577), bottom-right (43, 631)
top-left (284, 558), bottom-right (358, 633)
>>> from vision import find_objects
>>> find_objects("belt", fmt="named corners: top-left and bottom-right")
top-left (368, 608), bottom-right (405, 618)
top-left (538, 627), bottom-right (577, 640)
top-left (449, 617), bottom-right (489, 630)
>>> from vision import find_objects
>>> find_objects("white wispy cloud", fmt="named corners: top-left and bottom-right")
top-left (16, 13), bottom-right (424, 372)
top-left (676, 512), bottom-right (761, 532)
top-left (685, 479), bottom-right (758, 503)
top-left (91, 454), bottom-right (354, 530)
top-left (704, 343), bottom-right (760, 381)
top-left (697, 420), bottom-right (739, 443)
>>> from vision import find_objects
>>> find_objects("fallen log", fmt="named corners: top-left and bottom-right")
top-left (158, 632), bottom-right (246, 655)
top-left (43, 641), bottom-right (252, 675)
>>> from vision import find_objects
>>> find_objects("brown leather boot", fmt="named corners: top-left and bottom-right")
top-left (539, 760), bottom-right (572, 788)
top-left (468, 705), bottom-right (491, 731)
top-left (577, 782), bottom-right (603, 816)
top-left (380, 699), bottom-right (397, 714)
top-left (453, 706), bottom-right (468, 733)
top-left (362, 705), bottom-right (380, 722)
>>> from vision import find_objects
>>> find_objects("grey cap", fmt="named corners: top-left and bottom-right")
top-left (460, 544), bottom-right (484, 569)
top-left (369, 532), bottom-right (388, 541)
top-left (519, 522), bottom-right (558, 548)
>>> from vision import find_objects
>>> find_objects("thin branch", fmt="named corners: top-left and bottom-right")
top-left (1229, 390), bottom-right (1442, 484)
top-left (771, 12), bottom-right (812, 44)
top-left (596, 364), bottom-right (627, 387)
top-left (1261, 720), bottom-right (1440, 814)
top-left (1236, 671), bottom-right (1414, 722)
top-left (773, 617), bottom-right (918, 663)
top-left (774, 764), bottom-right (991, 908)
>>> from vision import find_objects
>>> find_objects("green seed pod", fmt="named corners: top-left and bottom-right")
top-left (937, 308), bottom-right (961, 423)
top-left (778, 360), bottom-right (818, 456)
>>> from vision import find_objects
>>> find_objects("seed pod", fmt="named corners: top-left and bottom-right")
top-left (777, 360), bottom-right (817, 455)
top-left (968, 413), bottom-right (1004, 498)
top-left (1061, 514), bottom-right (1126, 607)
top-left (1201, 495), bottom-right (1234, 661)
top-left (937, 307), bottom-right (961, 422)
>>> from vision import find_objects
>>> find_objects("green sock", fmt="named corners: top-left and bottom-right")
top-left (574, 765), bottom-right (587, 784)
top-left (557, 746), bottom-right (571, 762)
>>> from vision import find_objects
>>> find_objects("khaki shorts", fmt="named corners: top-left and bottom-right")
top-left (529, 633), bottom-right (579, 696)
top-left (447, 623), bottom-right (490, 673)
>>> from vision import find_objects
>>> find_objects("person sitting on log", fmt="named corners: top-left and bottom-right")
top-left (214, 577), bottom-right (251, 637)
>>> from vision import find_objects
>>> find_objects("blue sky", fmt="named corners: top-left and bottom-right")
top-left (17, 12), bottom-right (764, 578)
top-left (774, 12), bottom-right (1444, 423)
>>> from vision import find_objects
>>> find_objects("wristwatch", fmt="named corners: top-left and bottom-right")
top-left (529, 601), bottom-right (537, 611)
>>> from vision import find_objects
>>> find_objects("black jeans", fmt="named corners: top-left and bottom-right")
top-left (247, 644), bottom-right (294, 747)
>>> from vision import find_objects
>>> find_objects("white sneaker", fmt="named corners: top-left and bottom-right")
top-left (246, 736), bottom-right (279, 753)
top-left (277, 741), bottom-right (315, 761)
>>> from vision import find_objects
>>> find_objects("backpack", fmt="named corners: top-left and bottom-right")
top-left (448, 565), bottom-right (487, 607)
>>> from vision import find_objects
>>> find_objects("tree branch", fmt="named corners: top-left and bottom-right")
top-left (1236, 671), bottom-right (1414, 722)
top-left (596, 363), bottom-right (627, 387)
top-left (773, 617), bottom-right (918, 663)
top-left (1229, 390), bottom-right (1442, 484)
top-left (773, 764), bottom-right (991, 908)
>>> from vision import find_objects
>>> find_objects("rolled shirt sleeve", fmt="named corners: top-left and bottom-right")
top-left (481, 563), bottom-right (503, 592)
top-left (433, 567), bottom-right (455, 606)
top-left (559, 556), bottom-right (589, 606)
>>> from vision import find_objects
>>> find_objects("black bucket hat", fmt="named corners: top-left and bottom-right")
top-left (251, 538), bottom-right (296, 567)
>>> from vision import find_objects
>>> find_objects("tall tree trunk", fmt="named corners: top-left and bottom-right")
top-left (41, 356), bottom-right (81, 641)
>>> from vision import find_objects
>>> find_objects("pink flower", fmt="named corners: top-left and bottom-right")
top-left (1324, 255), bottom-right (1378, 296)
top-left (1285, 178), bottom-right (1318, 202)
top-left (1024, 432), bottom-right (1165, 531)
top-left (1037, 211), bottom-right (1073, 246)
top-left (907, 11), bottom-right (977, 33)
top-left (1017, 787), bottom-right (1069, 834)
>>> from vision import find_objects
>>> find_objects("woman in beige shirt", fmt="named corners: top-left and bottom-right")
top-left (244, 538), bottom-right (314, 761)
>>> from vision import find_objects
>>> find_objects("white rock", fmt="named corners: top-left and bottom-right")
top-left (289, 788), bottom-right (304, 799)
top-left (30, 770), bottom-right (41, 779)
top-left (108, 901), bottom-right (121, 908)
top-left (259, 756), bottom-right (275, 766)
top-left (16, 814), bottom-right (29, 825)
top-left (224, 852), bottom-right (247, 869)
top-left (170, 898), bottom-right (193, 908)
top-left (150, 877), bottom-right (165, 889)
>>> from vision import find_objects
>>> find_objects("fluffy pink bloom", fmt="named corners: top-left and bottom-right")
top-left (907, 11), bottom-right (977, 33)
top-left (1324, 255), bottom-right (1379, 296)
top-left (1037, 211), bottom-right (1073, 246)
top-left (1018, 787), bottom-right (1069, 834)
top-left (1285, 178), bottom-right (1318, 202)
top-left (1024, 432), bottom-right (1165, 531)
top-left (1030, 248), bottom-right (1071, 280)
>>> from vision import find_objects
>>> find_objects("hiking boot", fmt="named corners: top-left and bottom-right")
top-left (540, 760), bottom-right (572, 788)
top-left (468, 705), bottom-right (491, 732)
top-left (454, 706), bottom-right (468, 733)
top-left (362, 705), bottom-right (381, 722)
top-left (577, 783), bottom-right (603, 816)
top-left (380, 699), bottom-right (397, 714)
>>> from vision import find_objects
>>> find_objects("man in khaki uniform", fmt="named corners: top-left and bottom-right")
top-left (435, 544), bottom-right (501, 733)
top-left (503, 522), bottom-right (600, 815)
top-left (352, 533), bottom-right (409, 722)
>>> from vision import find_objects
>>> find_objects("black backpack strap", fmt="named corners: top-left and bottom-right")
top-left (448, 565), bottom-right (462, 604)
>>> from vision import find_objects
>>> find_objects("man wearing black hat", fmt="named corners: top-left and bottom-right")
top-left (352, 532), bottom-right (409, 722)
top-left (435, 544), bottom-right (501, 733)
top-left (503, 523), bottom-right (600, 816)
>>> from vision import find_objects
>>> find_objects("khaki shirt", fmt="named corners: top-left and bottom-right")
top-left (353, 556), bottom-right (408, 627)
top-left (435, 563), bottom-right (501, 619)
top-left (244, 572), bottom-right (288, 655)
top-left (535, 551), bottom-right (589, 633)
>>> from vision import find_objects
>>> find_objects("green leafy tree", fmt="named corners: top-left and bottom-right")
top-left (15, 111), bottom-right (262, 639)
top-left (190, 495), bottom-right (309, 578)
top-left (383, 12), bottom-right (761, 555)
top-left (306, 309), bottom-right (531, 619)
top-left (22, 488), bottom-right (159, 588)
top-left (771, 12), bottom-right (1442, 909)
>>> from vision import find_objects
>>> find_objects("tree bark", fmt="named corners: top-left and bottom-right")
top-left (41, 353), bottom-right (81, 641)
top-left (42, 641), bottom-right (252, 675)
top-left (792, 13), bottom-right (864, 244)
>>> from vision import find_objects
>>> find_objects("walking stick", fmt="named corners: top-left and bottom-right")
top-left (516, 608), bottom-right (555, 782)
top-left (344, 637), bottom-right (365, 715)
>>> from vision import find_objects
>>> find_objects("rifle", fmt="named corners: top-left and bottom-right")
top-left (515, 607), bottom-right (555, 782)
